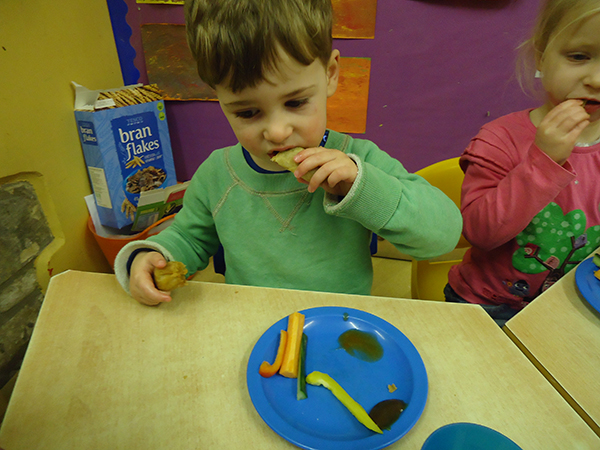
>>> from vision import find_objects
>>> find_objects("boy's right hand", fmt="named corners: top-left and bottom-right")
top-left (129, 251), bottom-right (173, 306)
top-left (534, 99), bottom-right (590, 165)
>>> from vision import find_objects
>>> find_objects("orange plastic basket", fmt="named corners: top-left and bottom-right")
top-left (87, 214), bottom-right (175, 268)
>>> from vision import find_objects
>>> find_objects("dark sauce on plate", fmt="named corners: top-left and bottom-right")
top-left (368, 399), bottom-right (408, 430)
top-left (338, 329), bottom-right (383, 362)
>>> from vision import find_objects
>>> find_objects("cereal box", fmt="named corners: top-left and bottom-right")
top-left (74, 82), bottom-right (177, 230)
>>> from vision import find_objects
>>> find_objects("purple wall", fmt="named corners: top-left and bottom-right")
top-left (125, 0), bottom-right (540, 181)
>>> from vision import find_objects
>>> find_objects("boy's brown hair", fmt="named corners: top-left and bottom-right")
top-left (185, 0), bottom-right (334, 93)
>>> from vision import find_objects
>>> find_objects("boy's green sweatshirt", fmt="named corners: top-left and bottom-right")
top-left (115, 130), bottom-right (462, 295)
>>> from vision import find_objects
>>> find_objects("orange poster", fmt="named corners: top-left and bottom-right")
top-left (332, 0), bottom-right (377, 39)
top-left (327, 57), bottom-right (371, 134)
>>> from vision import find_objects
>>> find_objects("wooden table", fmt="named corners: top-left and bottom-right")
top-left (1, 271), bottom-right (598, 449)
top-left (505, 255), bottom-right (600, 437)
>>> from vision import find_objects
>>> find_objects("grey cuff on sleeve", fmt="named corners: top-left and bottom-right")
top-left (323, 153), bottom-right (402, 231)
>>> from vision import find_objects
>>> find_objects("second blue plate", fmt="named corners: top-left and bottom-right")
top-left (575, 257), bottom-right (600, 314)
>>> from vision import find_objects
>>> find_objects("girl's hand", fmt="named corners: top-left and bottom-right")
top-left (535, 99), bottom-right (590, 165)
top-left (293, 147), bottom-right (358, 196)
top-left (129, 251), bottom-right (173, 306)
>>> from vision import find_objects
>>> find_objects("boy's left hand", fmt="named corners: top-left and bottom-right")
top-left (293, 147), bottom-right (357, 196)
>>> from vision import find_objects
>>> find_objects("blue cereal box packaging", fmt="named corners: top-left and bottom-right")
top-left (74, 82), bottom-right (177, 230)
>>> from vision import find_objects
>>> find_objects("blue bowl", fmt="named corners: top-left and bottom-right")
top-left (422, 423), bottom-right (522, 450)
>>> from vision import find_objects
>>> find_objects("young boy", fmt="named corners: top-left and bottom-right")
top-left (114, 0), bottom-right (462, 305)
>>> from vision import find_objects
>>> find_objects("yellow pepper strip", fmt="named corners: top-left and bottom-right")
top-left (306, 371), bottom-right (383, 434)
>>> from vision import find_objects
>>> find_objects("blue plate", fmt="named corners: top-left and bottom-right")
top-left (422, 423), bottom-right (522, 450)
top-left (575, 257), bottom-right (600, 314)
top-left (246, 307), bottom-right (428, 450)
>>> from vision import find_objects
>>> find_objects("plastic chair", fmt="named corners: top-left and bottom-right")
top-left (411, 157), bottom-right (470, 301)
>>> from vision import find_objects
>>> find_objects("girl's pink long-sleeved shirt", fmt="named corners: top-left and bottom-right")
top-left (449, 109), bottom-right (600, 309)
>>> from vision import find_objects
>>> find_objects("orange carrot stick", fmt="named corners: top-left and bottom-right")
top-left (279, 312), bottom-right (306, 378)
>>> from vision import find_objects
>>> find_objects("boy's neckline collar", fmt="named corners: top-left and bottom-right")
top-left (242, 130), bottom-right (330, 174)
top-left (242, 149), bottom-right (287, 174)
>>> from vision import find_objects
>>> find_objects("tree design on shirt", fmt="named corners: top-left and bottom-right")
top-left (513, 202), bottom-right (600, 293)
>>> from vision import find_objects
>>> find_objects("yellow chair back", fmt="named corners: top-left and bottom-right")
top-left (411, 157), bottom-right (469, 300)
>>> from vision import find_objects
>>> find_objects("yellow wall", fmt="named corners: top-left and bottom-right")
top-left (0, 0), bottom-right (126, 288)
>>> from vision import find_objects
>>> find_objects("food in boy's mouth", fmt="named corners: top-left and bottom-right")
top-left (153, 261), bottom-right (188, 291)
top-left (270, 147), bottom-right (317, 182)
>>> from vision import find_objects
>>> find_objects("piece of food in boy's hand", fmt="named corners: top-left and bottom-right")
top-left (271, 147), bottom-right (317, 182)
top-left (153, 261), bottom-right (188, 291)
top-left (306, 371), bottom-right (383, 434)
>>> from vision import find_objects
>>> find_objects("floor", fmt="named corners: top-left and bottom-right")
top-left (0, 256), bottom-right (413, 424)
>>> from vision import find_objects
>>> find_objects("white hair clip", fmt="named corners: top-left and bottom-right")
top-left (535, 70), bottom-right (543, 78)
